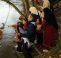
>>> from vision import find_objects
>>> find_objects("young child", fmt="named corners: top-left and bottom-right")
top-left (15, 22), bottom-right (23, 52)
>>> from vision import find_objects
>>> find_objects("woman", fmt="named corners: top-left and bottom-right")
top-left (43, 8), bottom-right (58, 49)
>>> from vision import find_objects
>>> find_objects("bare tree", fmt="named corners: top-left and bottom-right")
top-left (22, 0), bottom-right (30, 17)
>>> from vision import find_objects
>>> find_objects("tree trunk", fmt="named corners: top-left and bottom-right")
top-left (23, 0), bottom-right (30, 16)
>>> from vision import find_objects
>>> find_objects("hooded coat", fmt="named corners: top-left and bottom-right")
top-left (43, 8), bottom-right (58, 49)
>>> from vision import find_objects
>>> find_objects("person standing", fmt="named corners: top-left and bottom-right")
top-left (43, 8), bottom-right (58, 49)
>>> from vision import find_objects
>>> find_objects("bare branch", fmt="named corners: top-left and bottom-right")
top-left (2, 0), bottom-right (27, 19)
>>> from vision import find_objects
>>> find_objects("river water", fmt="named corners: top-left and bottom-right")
top-left (0, 1), bottom-right (22, 58)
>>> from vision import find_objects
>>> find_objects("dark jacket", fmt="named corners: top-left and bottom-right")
top-left (21, 21), bottom-right (36, 42)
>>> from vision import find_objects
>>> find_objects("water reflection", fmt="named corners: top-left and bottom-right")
top-left (0, 1), bottom-right (20, 35)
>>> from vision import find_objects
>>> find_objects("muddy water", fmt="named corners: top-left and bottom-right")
top-left (0, 27), bottom-right (17, 58)
top-left (0, 1), bottom-right (22, 58)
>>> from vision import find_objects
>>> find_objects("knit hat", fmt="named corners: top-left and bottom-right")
top-left (29, 7), bottom-right (38, 15)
